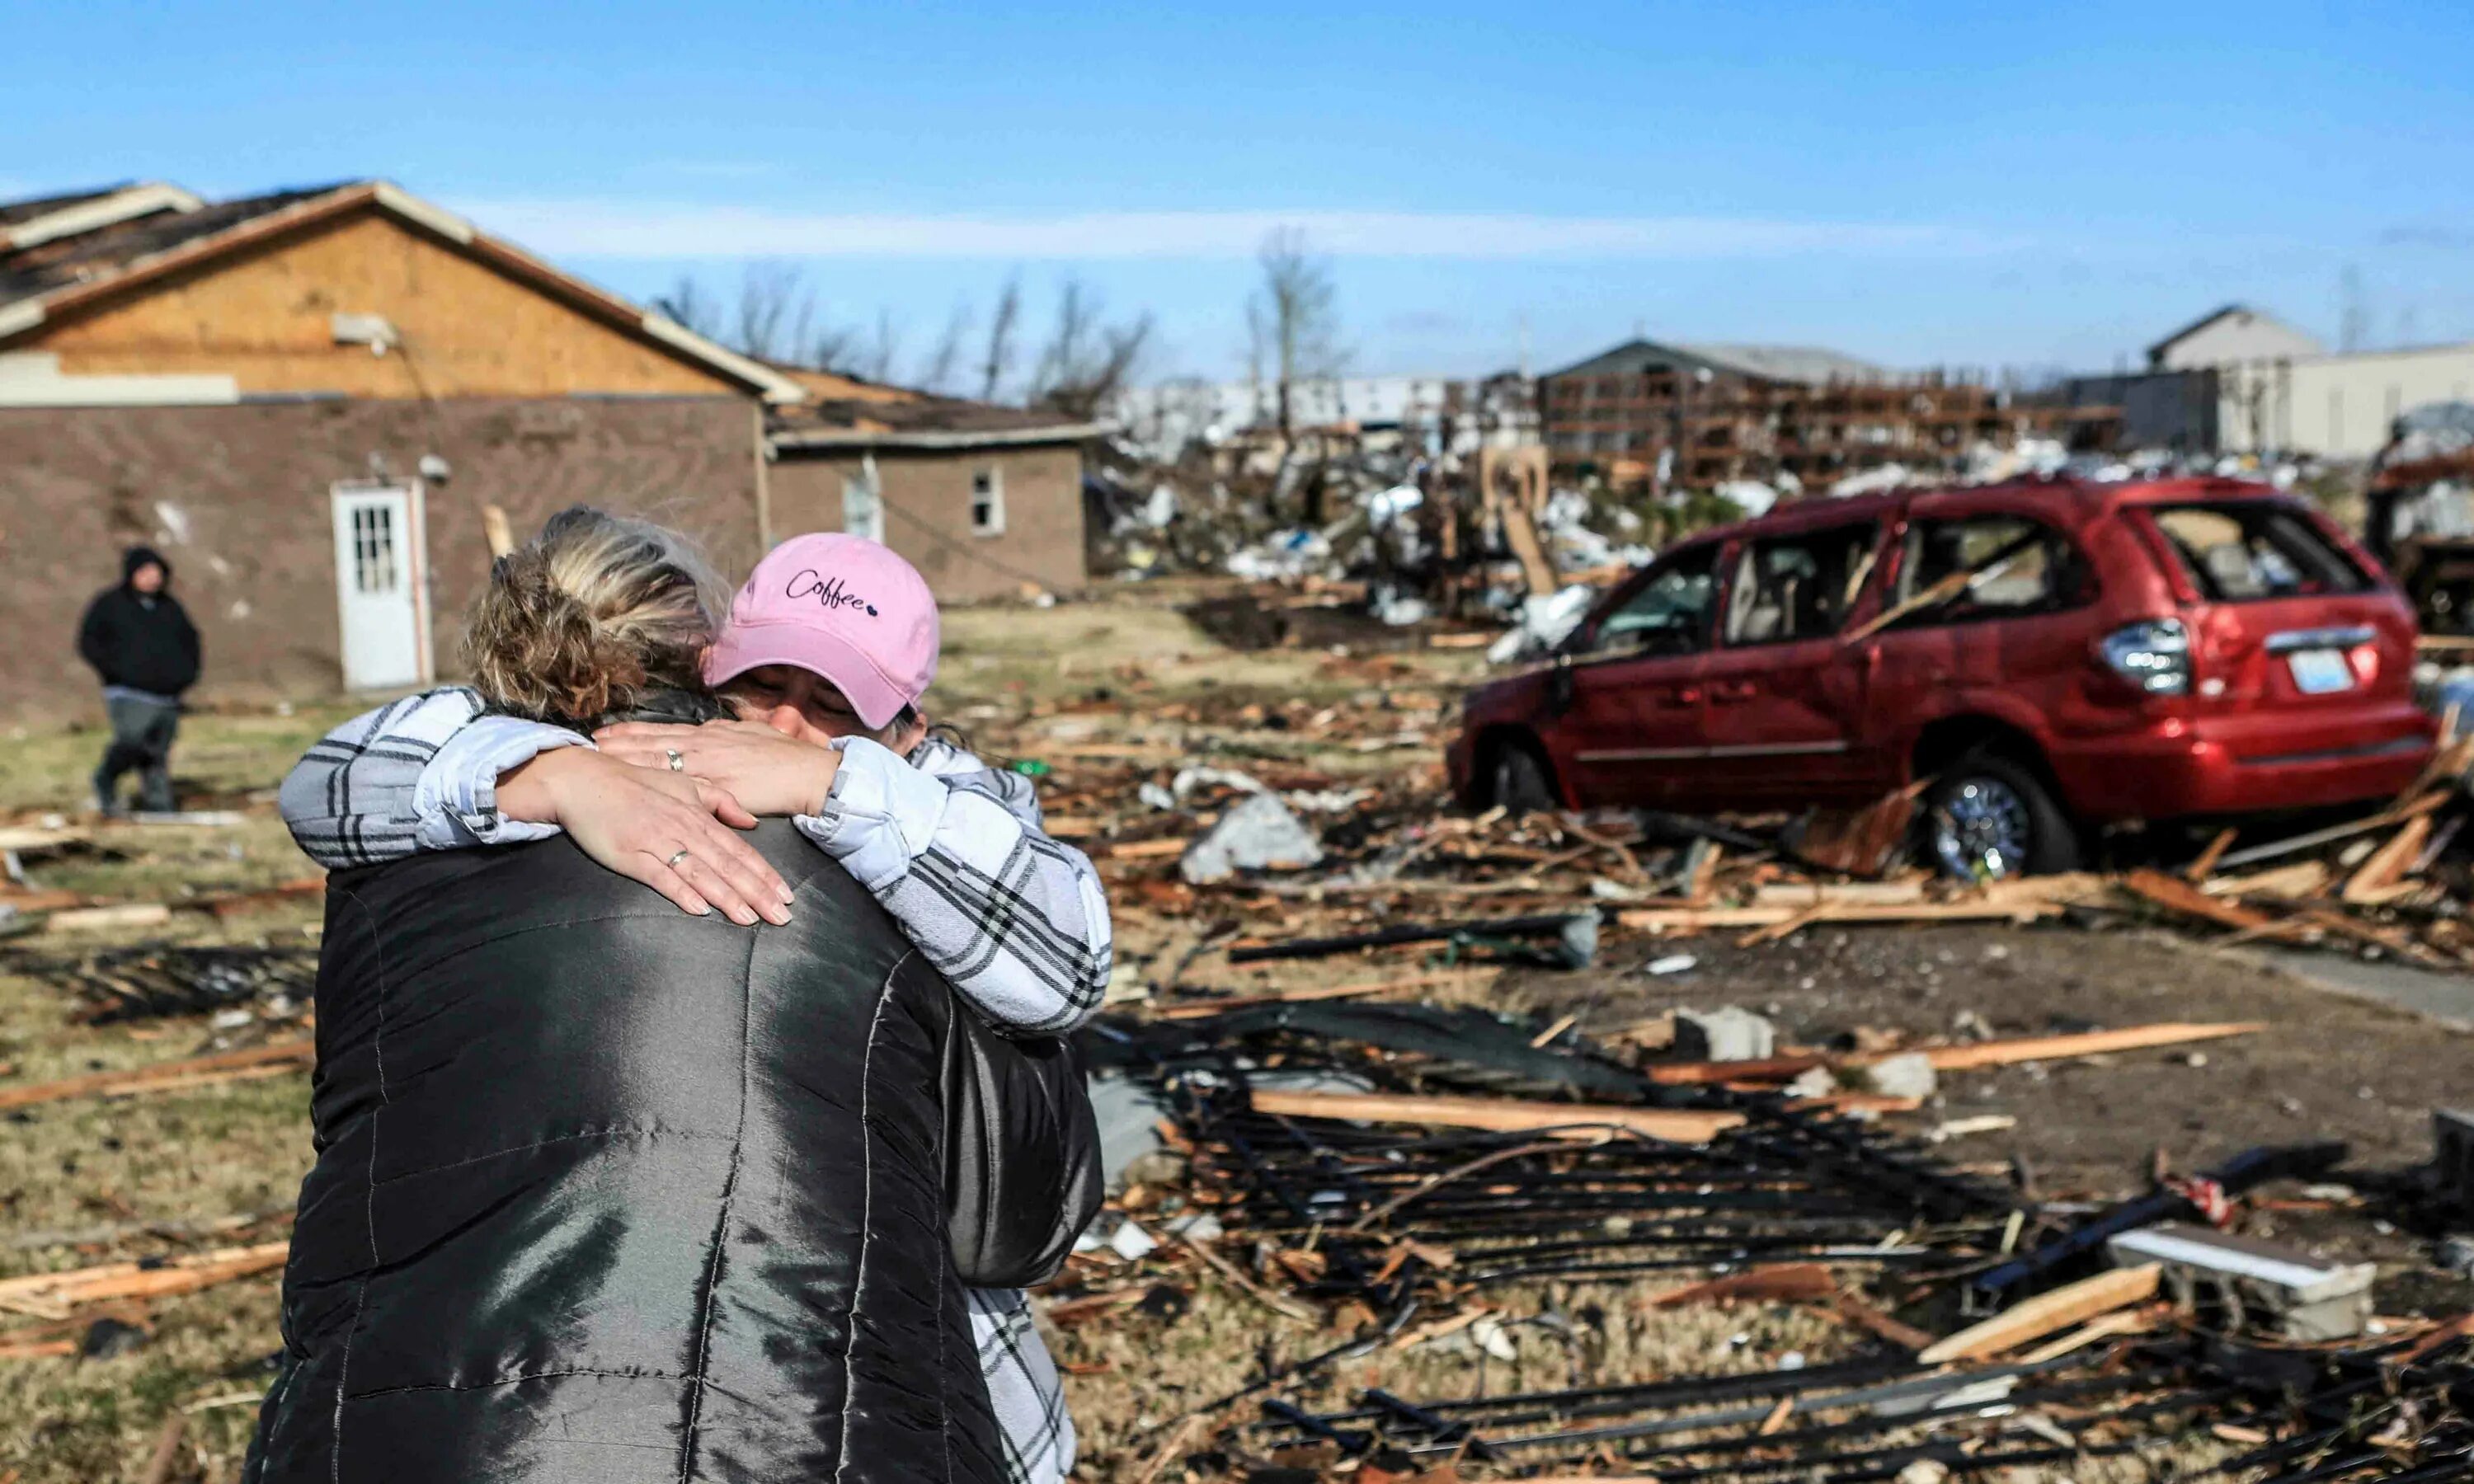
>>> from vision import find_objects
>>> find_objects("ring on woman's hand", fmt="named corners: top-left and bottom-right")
top-left (665, 748), bottom-right (686, 773)
top-left (666, 848), bottom-right (690, 868)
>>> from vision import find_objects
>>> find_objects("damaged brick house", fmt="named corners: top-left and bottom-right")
top-left (0, 180), bottom-right (1093, 717)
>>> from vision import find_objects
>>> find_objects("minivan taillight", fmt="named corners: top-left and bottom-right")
top-left (2100, 618), bottom-right (2191, 695)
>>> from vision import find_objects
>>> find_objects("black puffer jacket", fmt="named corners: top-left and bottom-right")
top-left (248, 820), bottom-right (1097, 1482)
top-left (76, 546), bottom-right (200, 697)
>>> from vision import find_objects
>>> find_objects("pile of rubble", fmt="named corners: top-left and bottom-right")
top-left (1056, 1000), bottom-right (2473, 1481)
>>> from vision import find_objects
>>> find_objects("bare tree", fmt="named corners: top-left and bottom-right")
top-left (652, 275), bottom-right (722, 340)
top-left (920, 303), bottom-right (971, 395)
top-left (810, 324), bottom-right (863, 376)
top-left (1250, 228), bottom-right (1346, 440)
top-left (980, 274), bottom-right (1023, 403)
top-left (1028, 277), bottom-right (1152, 420)
top-left (857, 309), bottom-right (904, 383)
top-left (734, 262), bottom-right (817, 364)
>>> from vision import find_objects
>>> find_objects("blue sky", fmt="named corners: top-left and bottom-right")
top-left (9, 1), bottom-right (2474, 387)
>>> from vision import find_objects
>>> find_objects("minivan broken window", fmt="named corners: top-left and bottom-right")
top-left (1724, 524), bottom-right (1880, 645)
top-left (1595, 547), bottom-right (1718, 655)
top-left (1899, 514), bottom-right (2084, 622)
top-left (2150, 505), bottom-right (2368, 602)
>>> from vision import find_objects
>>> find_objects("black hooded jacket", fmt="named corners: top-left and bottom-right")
top-left (247, 819), bottom-right (1099, 1483)
top-left (77, 546), bottom-right (200, 697)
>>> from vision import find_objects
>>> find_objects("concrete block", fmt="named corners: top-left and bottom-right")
top-left (1861, 1052), bottom-right (1938, 1101)
top-left (1674, 1006), bottom-right (1776, 1063)
top-left (2108, 1222), bottom-right (2373, 1343)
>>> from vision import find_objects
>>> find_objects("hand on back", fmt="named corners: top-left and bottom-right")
top-left (595, 717), bottom-right (841, 818)
top-left (497, 748), bottom-right (793, 927)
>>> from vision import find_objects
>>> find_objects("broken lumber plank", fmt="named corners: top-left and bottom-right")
top-left (2185, 828), bottom-right (2237, 883)
top-left (0, 826), bottom-right (92, 854)
top-left (42, 903), bottom-right (173, 934)
top-left (2013, 1307), bottom-right (2159, 1364)
top-left (1646, 1263), bottom-right (1837, 1308)
top-left (2341, 815), bottom-right (2432, 904)
top-left (1831, 1294), bottom-right (1937, 1353)
top-left (1102, 838), bottom-right (1191, 861)
top-left (0, 1040), bottom-right (314, 1111)
top-left (1246, 1089), bottom-right (1744, 1144)
top-left (1856, 1021), bottom-right (2265, 1073)
top-left (1648, 1021), bottom-right (2265, 1087)
top-left (1616, 899), bottom-right (2056, 936)
top-left (2119, 869), bottom-right (2289, 933)
top-left (2212, 789), bottom-right (2449, 871)
top-left (1749, 881), bottom-right (1928, 909)
top-left (1153, 970), bottom-right (1493, 1020)
top-left (1647, 1054), bottom-right (1828, 1087)
top-left (2200, 861), bottom-right (2329, 901)
top-left (0, 1240), bottom-right (291, 1313)
top-left (1917, 1263), bottom-right (2161, 1364)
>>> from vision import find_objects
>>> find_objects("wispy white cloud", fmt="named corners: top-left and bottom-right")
top-left (448, 199), bottom-right (2021, 261)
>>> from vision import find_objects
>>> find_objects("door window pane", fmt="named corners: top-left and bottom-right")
top-left (1897, 514), bottom-right (2079, 623)
top-left (352, 505), bottom-right (397, 594)
top-left (1594, 548), bottom-right (1719, 655)
top-left (1724, 524), bottom-right (1880, 644)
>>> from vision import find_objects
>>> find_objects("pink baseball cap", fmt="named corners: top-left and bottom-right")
top-left (704, 533), bottom-right (939, 730)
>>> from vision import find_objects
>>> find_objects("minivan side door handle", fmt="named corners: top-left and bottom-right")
top-left (1710, 679), bottom-right (1758, 703)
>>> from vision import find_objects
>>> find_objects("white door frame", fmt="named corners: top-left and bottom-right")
top-left (328, 480), bottom-right (435, 691)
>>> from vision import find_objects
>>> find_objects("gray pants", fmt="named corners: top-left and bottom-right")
top-left (95, 695), bottom-right (180, 813)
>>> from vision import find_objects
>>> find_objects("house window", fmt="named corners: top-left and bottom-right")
top-left (970, 467), bottom-right (1005, 536)
top-left (842, 475), bottom-right (885, 542)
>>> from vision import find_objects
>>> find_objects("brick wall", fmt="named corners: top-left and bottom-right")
top-left (0, 397), bottom-right (762, 719)
top-left (765, 443), bottom-right (1087, 603)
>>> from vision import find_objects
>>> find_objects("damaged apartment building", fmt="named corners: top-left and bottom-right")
top-left (0, 180), bottom-right (1095, 717)
top-left (1539, 338), bottom-right (2089, 494)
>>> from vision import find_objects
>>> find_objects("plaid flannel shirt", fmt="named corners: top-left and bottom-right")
top-left (276, 685), bottom-right (1107, 1484)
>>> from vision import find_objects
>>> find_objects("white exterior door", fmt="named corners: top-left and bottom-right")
top-left (330, 481), bottom-right (433, 692)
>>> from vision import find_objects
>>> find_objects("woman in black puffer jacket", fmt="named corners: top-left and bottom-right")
top-left (247, 510), bottom-right (1094, 1482)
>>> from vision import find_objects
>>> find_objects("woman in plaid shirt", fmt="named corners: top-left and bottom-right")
top-left (280, 528), bottom-right (1110, 1484)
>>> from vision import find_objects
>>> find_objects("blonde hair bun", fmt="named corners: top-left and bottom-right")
top-left (463, 507), bottom-right (724, 725)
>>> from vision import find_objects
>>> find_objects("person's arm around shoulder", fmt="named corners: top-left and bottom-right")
top-left (278, 688), bottom-right (790, 925)
top-left (801, 735), bottom-right (1115, 1035)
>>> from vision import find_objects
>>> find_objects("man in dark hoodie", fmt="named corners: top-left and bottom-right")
top-left (77, 546), bottom-right (201, 815)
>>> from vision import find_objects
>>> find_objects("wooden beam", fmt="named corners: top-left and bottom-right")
top-left (0, 1040), bottom-right (314, 1112)
top-left (2341, 815), bottom-right (2432, 904)
top-left (1861, 1021), bottom-right (2265, 1073)
top-left (1917, 1263), bottom-right (2161, 1364)
top-left (0, 1240), bottom-right (291, 1314)
top-left (1246, 1089), bottom-right (1744, 1144)
top-left (2119, 869), bottom-right (2285, 932)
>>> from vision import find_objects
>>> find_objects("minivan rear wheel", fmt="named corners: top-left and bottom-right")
top-left (1921, 754), bottom-right (2079, 881)
top-left (1489, 741), bottom-right (1559, 815)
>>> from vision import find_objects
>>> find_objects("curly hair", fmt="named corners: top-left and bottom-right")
top-left (462, 507), bottom-right (727, 726)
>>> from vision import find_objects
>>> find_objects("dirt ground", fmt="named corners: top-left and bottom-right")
top-left (0, 584), bottom-right (2466, 1482)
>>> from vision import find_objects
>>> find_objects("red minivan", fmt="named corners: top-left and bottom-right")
top-left (1447, 477), bottom-right (2436, 877)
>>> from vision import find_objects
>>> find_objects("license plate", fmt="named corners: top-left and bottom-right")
top-left (2288, 648), bottom-right (2354, 694)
